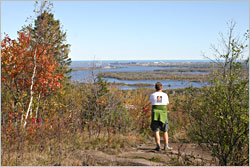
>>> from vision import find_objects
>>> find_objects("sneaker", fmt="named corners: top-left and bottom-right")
top-left (154, 147), bottom-right (161, 151)
top-left (163, 146), bottom-right (173, 150)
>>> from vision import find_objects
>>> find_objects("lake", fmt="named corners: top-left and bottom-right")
top-left (105, 78), bottom-right (209, 90)
top-left (69, 60), bottom-right (210, 90)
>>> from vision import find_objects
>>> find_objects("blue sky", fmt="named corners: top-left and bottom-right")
top-left (1, 1), bottom-right (249, 61)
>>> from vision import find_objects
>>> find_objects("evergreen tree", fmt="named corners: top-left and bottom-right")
top-left (29, 3), bottom-right (72, 82)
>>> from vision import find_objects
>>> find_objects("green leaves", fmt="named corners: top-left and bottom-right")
top-left (183, 22), bottom-right (249, 166)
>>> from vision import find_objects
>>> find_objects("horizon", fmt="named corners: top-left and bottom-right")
top-left (72, 59), bottom-right (209, 61)
top-left (72, 59), bottom-right (210, 61)
top-left (71, 59), bottom-right (243, 62)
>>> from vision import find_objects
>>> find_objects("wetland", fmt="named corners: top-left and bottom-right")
top-left (69, 60), bottom-right (213, 89)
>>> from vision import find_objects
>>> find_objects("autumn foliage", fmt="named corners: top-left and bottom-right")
top-left (1, 32), bottom-right (63, 95)
top-left (1, 2), bottom-right (153, 166)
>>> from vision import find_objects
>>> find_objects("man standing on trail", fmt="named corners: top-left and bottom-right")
top-left (150, 82), bottom-right (172, 151)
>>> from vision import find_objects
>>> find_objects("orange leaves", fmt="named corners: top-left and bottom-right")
top-left (95, 97), bottom-right (107, 106)
top-left (1, 32), bottom-right (64, 95)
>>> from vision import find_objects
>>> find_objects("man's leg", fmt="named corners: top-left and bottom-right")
top-left (155, 131), bottom-right (161, 146)
top-left (154, 131), bottom-right (161, 151)
top-left (163, 131), bottom-right (168, 145)
top-left (163, 131), bottom-right (172, 150)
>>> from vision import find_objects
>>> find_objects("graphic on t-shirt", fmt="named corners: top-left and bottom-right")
top-left (157, 96), bottom-right (162, 103)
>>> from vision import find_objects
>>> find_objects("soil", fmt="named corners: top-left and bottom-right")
top-left (60, 140), bottom-right (217, 166)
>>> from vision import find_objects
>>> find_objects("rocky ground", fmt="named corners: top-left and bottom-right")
top-left (60, 141), bottom-right (217, 166)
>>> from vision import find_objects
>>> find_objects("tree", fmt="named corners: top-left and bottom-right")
top-left (24, 1), bottom-right (71, 127)
top-left (182, 21), bottom-right (249, 165)
top-left (1, 1), bottom-right (70, 128)
top-left (1, 32), bottom-right (64, 126)
top-left (31, 3), bottom-right (72, 81)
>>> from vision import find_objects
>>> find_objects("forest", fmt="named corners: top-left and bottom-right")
top-left (1, 2), bottom-right (249, 166)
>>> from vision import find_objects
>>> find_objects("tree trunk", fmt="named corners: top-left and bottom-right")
top-left (35, 92), bottom-right (41, 123)
top-left (23, 48), bottom-right (37, 128)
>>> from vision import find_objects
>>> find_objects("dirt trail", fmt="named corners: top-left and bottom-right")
top-left (62, 142), bottom-right (217, 166)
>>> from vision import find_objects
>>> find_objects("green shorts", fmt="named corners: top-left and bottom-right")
top-left (150, 119), bottom-right (168, 132)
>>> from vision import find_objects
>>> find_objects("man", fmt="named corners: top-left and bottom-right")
top-left (150, 82), bottom-right (172, 151)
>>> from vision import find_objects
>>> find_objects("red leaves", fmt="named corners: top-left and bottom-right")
top-left (1, 32), bottom-right (64, 95)
top-left (26, 117), bottom-right (43, 136)
top-left (143, 105), bottom-right (151, 113)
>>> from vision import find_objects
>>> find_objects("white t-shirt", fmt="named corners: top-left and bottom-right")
top-left (150, 91), bottom-right (169, 105)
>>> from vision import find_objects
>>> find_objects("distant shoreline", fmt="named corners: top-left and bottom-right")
top-left (71, 61), bottom-right (215, 70)
top-left (71, 59), bottom-right (215, 63)
top-left (71, 66), bottom-right (123, 71)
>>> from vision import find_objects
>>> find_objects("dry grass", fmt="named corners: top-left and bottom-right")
top-left (1, 132), bottom-right (146, 166)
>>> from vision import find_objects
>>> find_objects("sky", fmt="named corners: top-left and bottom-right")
top-left (1, 1), bottom-right (249, 61)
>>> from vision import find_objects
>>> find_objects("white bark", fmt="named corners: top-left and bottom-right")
top-left (23, 1), bottom-right (48, 128)
top-left (23, 48), bottom-right (37, 128)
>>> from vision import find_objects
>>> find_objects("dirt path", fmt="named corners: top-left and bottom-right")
top-left (61, 141), bottom-right (217, 166)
